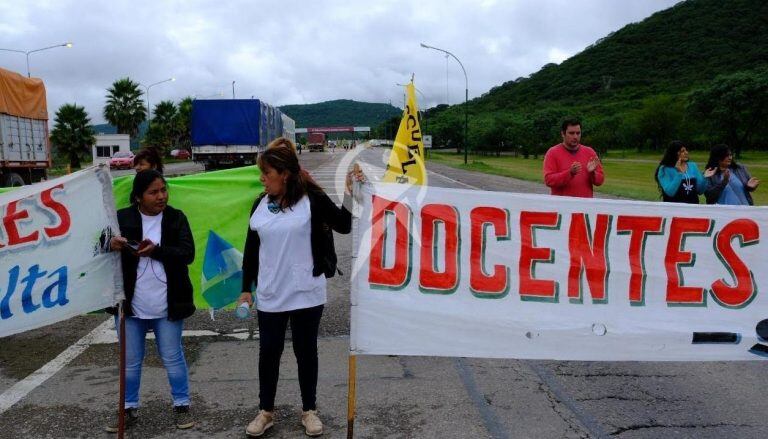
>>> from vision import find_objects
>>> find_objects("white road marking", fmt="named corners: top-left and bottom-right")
top-left (0, 318), bottom-right (256, 414)
top-left (0, 318), bottom-right (113, 415)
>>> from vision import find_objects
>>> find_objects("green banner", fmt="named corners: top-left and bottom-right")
top-left (112, 166), bottom-right (263, 309)
top-left (0, 166), bottom-right (263, 309)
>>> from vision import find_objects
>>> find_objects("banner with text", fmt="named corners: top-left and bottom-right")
top-left (350, 183), bottom-right (768, 361)
top-left (0, 167), bottom-right (122, 337)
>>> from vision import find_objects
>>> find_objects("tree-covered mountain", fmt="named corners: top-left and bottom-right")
top-left (417, 0), bottom-right (768, 153)
top-left (280, 99), bottom-right (401, 128)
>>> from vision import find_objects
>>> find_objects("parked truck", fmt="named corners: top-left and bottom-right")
top-left (307, 132), bottom-right (326, 152)
top-left (191, 99), bottom-right (294, 170)
top-left (0, 67), bottom-right (51, 187)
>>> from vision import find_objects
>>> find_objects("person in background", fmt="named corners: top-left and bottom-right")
top-left (654, 141), bottom-right (714, 203)
top-left (133, 148), bottom-right (164, 174)
top-left (105, 170), bottom-right (195, 433)
top-left (704, 144), bottom-right (760, 205)
top-left (239, 138), bottom-right (360, 437)
top-left (543, 117), bottom-right (604, 198)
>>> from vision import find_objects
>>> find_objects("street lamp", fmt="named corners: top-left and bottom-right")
top-left (143, 77), bottom-right (176, 127)
top-left (0, 42), bottom-right (73, 77)
top-left (421, 42), bottom-right (469, 164)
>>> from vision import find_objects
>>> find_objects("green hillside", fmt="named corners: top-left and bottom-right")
top-left (280, 99), bottom-right (401, 128)
top-left (416, 0), bottom-right (768, 154)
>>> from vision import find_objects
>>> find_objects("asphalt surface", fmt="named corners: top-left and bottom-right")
top-left (1, 146), bottom-right (766, 438)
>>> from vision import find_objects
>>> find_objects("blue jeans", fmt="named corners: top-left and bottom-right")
top-left (116, 316), bottom-right (190, 408)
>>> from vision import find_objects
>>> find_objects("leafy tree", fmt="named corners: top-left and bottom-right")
top-left (471, 115), bottom-right (508, 156)
top-left (50, 104), bottom-right (96, 169)
top-left (428, 112), bottom-right (463, 151)
top-left (104, 78), bottom-right (146, 140)
top-left (688, 69), bottom-right (768, 157)
top-left (530, 110), bottom-right (561, 159)
top-left (503, 118), bottom-right (535, 158)
top-left (633, 95), bottom-right (684, 151)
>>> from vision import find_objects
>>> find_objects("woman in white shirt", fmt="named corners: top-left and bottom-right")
top-left (239, 138), bottom-right (357, 437)
top-left (106, 170), bottom-right (195, 432)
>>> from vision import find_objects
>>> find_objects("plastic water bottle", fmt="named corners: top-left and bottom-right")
top-left (235, 301), bottom-right (251, 319)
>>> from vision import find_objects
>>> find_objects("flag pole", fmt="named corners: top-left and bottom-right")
top-left (346, 354), bottom-right (357, 438)
top-left (118, 300), bottom-right (126, 438)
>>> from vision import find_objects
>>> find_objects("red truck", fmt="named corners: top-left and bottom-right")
top-left (307, 132), bottom-right (326, 152)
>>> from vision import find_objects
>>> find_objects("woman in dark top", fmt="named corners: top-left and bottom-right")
top-left (654, 141), bottom-right (714, 203)
top-left (704, 144), bottom-right (760, 205)
top-left (239, 137), bottom-right (359, 437)
top-left (106, 170), bottom-right (195, 432)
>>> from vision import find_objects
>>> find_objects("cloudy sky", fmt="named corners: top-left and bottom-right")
top-left (1, 0), bottom-right (679, 125)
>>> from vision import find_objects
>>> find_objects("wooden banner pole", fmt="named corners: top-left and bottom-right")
top-left (346, 354), bottom-right (357, 439)
top-left (118, 301), bottom-right (126, 438)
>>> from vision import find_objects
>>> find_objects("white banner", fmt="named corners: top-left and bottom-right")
top-left (0, 166), bottom-right (123, 337)
top-left (351, 183), bottom-right (768, 361)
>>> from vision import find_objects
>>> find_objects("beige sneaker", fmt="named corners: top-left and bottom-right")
top-left (301, 410), bottom-right (323, 436)
top-left (246, 410), bottom-right (274, 437)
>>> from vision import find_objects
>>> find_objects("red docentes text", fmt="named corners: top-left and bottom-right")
top-left (1, 185), bottom-right (71, 251)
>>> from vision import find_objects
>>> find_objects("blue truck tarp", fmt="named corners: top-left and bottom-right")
top-left (191, 99), bottom-right (265, 146)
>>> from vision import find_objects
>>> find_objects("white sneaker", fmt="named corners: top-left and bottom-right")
top-left (301, 410), bottom-right (324, 436)
top-left (246, 410), bottom-right (274, 437)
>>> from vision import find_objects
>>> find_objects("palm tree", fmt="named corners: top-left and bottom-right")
top-left (143, 100), bottom-right (177, 154)
top-left (50, 104), bottom-right (96, 169)
top-left (152, 100), bottom-right (177, 126)
top-left (103, 78), bottom-right (146, 139)
top-left (175, 97), bottom-right (194, 152)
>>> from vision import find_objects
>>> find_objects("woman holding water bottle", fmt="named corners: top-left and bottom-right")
top-left (238, 137), bottom-right (361, 437)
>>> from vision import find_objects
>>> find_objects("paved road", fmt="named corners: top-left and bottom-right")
top-left (110, 160), bottom-right (205, 178)
top-left (1, 147), bottom-right (766, 438)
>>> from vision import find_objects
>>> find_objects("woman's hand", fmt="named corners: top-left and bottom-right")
top-left (110, 236), bottom-right (127, 252)
top-left (238, 292), bottom-right (253, 307)
top-left (345, 163), bottom-right (366, 194)
top-left (135, 239), bottom-right (156, 257)
top-left (703, 167), bottom-right (716, 178)
top-left (747, 177), bottom-right (760, 190)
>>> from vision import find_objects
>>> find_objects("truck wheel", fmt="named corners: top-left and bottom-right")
top-left (3, 172), bottom-right (25, 187)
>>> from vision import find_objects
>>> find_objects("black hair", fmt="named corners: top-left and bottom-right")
top-left (257, 144), bottom-right (323, 210)
top-left (130, 169), bottom-right (166, 205)
top-left (653, 140), bottom-right (687, 194)
top-left (133, 148), bottom-right (164, 174)
top-left (560, 117), bottom-right (581, 133)
top-left (705, 144), bottom-right (737, 172)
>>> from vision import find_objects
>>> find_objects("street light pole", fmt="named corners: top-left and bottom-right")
top-left (420, 43), bottom-right (469, 164)
top-left (142, 77), bottom-right (176, 128)
top-left (0, 42), bottom-right (72, 77)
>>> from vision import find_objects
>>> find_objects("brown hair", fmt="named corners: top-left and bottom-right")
top-left (257, 143), bottom-right (322, 210)
top-left (266, 136), bottom-right (297, 152)
top-left (133, 147), bottom-right (164, 174)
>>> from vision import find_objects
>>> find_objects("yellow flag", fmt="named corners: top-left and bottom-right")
top-left (383, 82), bottom-right (427, 186)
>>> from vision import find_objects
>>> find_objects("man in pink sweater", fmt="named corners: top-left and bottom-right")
top-left (543, 118), bottom-right (604, 197)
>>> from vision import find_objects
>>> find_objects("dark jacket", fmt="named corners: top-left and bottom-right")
top-left (114, 204), bottom-right (196, 320)
top-left (241, 190), bottom-right (352, 292)
top-left (704, 163), bottom-right (754, 205)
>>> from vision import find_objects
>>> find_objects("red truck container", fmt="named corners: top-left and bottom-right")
top-left (0, 67), bottom-right (50, 186)
top-left (307, 132), bottom-right (326, 152)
